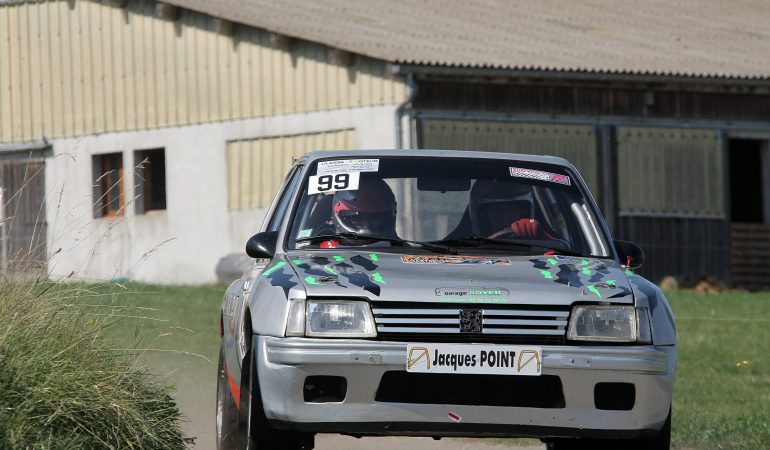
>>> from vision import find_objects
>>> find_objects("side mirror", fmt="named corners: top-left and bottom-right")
top-left (246, 231), bottom-right (278, 259)
top-left (614, 240), bottom-right (645, 269)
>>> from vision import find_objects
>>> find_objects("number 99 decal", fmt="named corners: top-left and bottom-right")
top-left (308, 172), bottom-right (360, 194)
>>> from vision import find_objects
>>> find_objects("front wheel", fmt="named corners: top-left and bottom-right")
top-left (244, 336), bottom-right (313, 450)
top-left (215, 344), bottom-right (241, 450)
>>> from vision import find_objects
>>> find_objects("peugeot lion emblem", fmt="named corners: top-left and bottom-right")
top-left (459, 309), bottom-right (483, 333)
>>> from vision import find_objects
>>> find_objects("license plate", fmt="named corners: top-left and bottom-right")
top-left (406, 343), bottom-right (542, 376)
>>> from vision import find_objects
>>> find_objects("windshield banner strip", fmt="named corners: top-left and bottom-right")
top-left (509, 167), bottom-right (570, 186)
top-left (317, 159), bottom-right (379, 175)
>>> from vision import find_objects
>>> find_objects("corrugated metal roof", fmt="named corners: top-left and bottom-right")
top-left (159, 0), bottom-right (770, 80)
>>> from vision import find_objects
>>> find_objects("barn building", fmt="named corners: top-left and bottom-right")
top-left (1, 0), bottom-right (769, 287)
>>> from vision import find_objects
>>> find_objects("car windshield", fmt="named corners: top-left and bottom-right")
top-left (287, 156), bottom-right (611, 257)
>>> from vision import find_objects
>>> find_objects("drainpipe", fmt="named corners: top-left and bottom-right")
top-left (394, 71), bottom-right (417, 149)
top-left (0, 186), bottom-right (5, 273)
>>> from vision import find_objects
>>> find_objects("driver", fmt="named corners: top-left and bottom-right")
top-left (469, 179), bottom-right (555, 240)
top-left (319, 178), bottom-right (397, 248)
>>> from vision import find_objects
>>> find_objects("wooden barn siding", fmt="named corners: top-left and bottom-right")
top-left (731, 223), bottom-right (770, 291)
top-left (420, 119), bottom-right (600, 193)
top-left (0, 157), bottom-right (47, 271)
top-left (226, 129), bottom-right (356, 210)
top-left (618, 216), bottom-right (730, 285)
top-left (415, 80), bottom-right (770, 122)
top-left (0, 0), bottom-right (406, 144)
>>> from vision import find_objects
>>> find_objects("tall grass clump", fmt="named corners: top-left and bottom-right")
top-left (0, 277), bottom-right (191, 450)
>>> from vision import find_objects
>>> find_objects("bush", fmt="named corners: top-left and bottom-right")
top-left (0, 278), bottom-right (190, 450)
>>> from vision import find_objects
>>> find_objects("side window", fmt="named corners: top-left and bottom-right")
top-left (266, 166), bottom-right (303, 232)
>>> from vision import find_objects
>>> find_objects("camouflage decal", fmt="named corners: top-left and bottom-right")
top-left (334, 262), bottom-right (381, 295)
top-left (291, 255), bottom-right (381, 296)
top-left (262, 261), bottom-right (287, 277)
top-left (371, 272), bottom-right (386, 284)
top-left (553, 264), bottom-right (585, 288)
top-left (586, 285), bottom-right (602, 298)
top-left (262, 261), bottom-right (298, 296)
top-left (351, 254), bottom-right (378, 271)
top-left (530, 257), bottom-right (632, 298)
top-left (369, 253), bottom-right (379, 262)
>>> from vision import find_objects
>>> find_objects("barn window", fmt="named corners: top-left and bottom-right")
top-left (93, 152), bottom-right (125, 218)
top-left (134, 148), bottom-right (167, 214)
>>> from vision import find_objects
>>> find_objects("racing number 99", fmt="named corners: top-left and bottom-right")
top-left (317, 173), bottom-right (349, 192)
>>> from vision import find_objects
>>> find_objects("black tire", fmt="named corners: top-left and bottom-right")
top-left (244, 336), bottom-right (313, 450)
top-left (216, 344), bottom-right (242, 450)
top-left (546, 408), bottom-right (671, 450)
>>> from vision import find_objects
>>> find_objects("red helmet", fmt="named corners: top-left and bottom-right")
top-left (332, 178), bottom-right (397, 235)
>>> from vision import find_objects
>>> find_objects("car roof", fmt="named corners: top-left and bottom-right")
top-left (297, 149), bottom-right (574, 169)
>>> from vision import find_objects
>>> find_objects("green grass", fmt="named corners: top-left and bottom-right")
top-left (0, 280), bottom-right (191, 450)
top-left (93, 283), bottom-right (224, 377)
top-left (92, 285), bottom-right (770, 449)
top-left (668, 291), bottom-right (770, 450)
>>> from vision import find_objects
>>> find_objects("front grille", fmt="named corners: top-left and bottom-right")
top-left (375, 371), bottom-right (565, 408)
top-left (372, 302), bottom-right (569, 345)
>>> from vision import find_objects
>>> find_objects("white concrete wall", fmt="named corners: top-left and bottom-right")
top-left (45, 105), bottom-right (398, 285)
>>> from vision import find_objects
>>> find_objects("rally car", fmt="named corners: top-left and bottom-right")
top-left (216, 150), bottom-right (677, 450)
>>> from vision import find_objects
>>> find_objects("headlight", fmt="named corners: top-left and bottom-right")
top-left (289, 300), bottom-right (376, 338)
top-left (567, 305), bottom-right (638, 342)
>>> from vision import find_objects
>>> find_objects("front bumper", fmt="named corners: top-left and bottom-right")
top-left (256, 336), bottom-right (676, 438)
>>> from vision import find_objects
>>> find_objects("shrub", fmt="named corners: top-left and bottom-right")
top-left (0, 278), bottom-right (190, 450)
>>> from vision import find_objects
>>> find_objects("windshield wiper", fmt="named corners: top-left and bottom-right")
top-left (432, 236), bottom-right (589, 257)
top-left (296, 233), bottom-right (457, 254)
top-left (432, 235), bottom-right (536, 249)
top-left (541, 245), bottom-right (587, 258)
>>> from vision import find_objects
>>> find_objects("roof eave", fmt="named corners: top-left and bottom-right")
top-left (392, 64), bottom-right (770, 87)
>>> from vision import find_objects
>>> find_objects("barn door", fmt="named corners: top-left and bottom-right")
top-left (615, 127), bottom-right (728, 284)
top-left (0, 157), bottom-right (47, 274)
top-left (728, 138), bottom-right (770, 290)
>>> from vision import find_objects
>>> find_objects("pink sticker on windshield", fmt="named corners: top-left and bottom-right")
top-left (509, 167), bottom-right (571, 186)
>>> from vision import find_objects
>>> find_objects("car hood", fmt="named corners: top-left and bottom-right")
top-left (285, 251), bottom-right (633, 306)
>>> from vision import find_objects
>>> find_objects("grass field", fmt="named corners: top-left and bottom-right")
top-left (96, 285), bottom-right (770, 449)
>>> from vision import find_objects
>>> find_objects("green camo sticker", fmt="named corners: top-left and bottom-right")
top-left (262, 261), bottom-right (286, 277)
top-left (372, 272), bottom-right (386, 284)
top-left (304, 276), bottom-right (321, 285)
top-left (540, 270), bottom-right (554, 280)
top-left (333, 255), bottom-right (345, 262)
top-left (587, 285), bottom-right (602, 298)
top-left (369, 253), bottom-right (379, 262)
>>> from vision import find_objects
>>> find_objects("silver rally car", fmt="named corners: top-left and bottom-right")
top-left (216, 150), bottom-right (677, 450)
